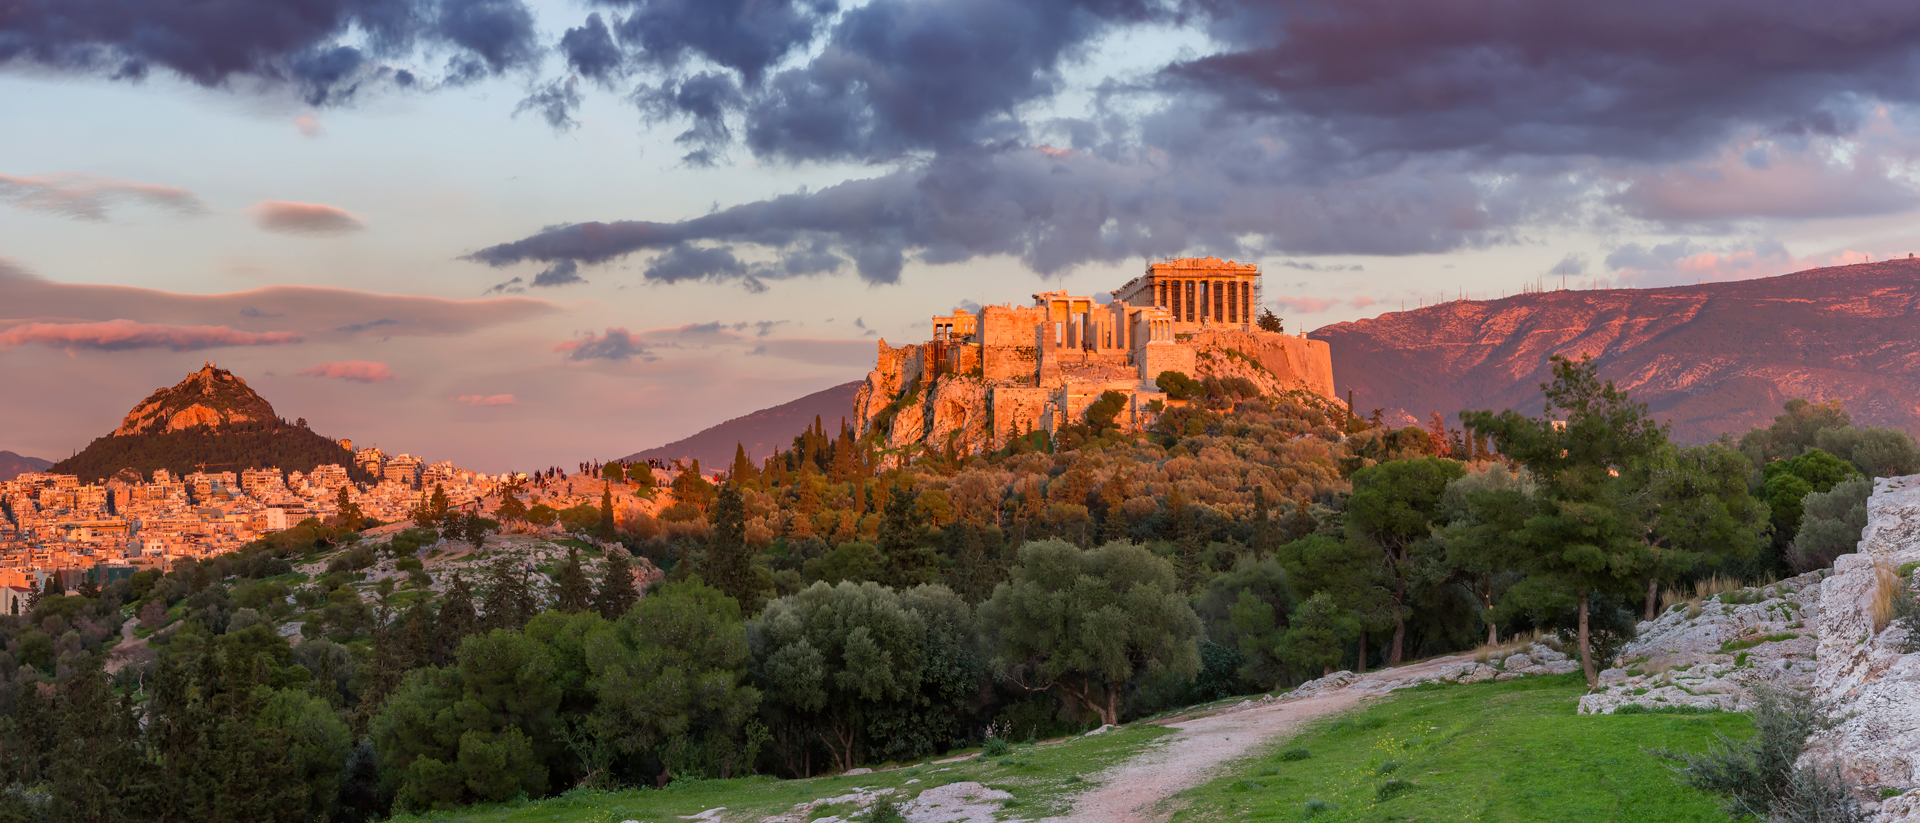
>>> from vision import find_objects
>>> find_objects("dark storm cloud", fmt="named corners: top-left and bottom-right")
top-left (468, 141), bottom-right (1541, 283)
top-left (634, 72), bottom-right (746, 166)
top-left (1170, 0), bottom-right (1920, 166)
top-left (0, 0), bottom-right (542, 105)
top-left (740, 0), bottom-right (1170, 162)
top-left (561, 13), bottom-right (624, 83)
top-left (464, 0), bottom-right (1920, 284)
top-left (529, 259), bottom-right (585, 287)
top-left (604, 0), bottom-right (840, 86)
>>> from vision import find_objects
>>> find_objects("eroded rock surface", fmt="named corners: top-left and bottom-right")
top-left (1808, 475), bottom-right (1920, 815)
top-left (1578, 572), bottom-right (1823, 715)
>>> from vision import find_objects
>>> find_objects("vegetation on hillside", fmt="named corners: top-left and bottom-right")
top-left (2, 363), bottom-right (1912, 821)
top-left (51, 420), bottom-right (374, 483)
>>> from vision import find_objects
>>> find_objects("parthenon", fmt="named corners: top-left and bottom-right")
top-left (854, 257), bottom-right (1335, 456)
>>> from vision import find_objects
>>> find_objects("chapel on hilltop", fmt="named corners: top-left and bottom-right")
top-left (853, 257), bottom-right (1335, 457)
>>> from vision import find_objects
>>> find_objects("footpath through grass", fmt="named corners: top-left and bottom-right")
top-left (1173, 673), bottom-right (1746, 823)
top-left (383, 722), bottom-right (1173, 823)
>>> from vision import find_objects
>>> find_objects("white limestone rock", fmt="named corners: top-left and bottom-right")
top-left (1806, 475), bottom-right (1920, 810)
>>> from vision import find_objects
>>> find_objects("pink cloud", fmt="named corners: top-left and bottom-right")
top-left (0, 172), bottom-right (206, 221)
top-left (1349, 296), bottom-right (1377, 309)
top-left (295, 360), bottom-right (393, 382)
top-left (252, 200), bottom-right (365, 236)
top-left (295, 113), bottom-right (324, 137)
top-left (0, 319), bottom-right (302, 353)
top-left (453, 394), bottom-right (517, 406)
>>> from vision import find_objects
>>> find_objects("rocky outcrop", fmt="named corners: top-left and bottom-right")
top-left (1807, 475), bottom-right (1920, 811)
top-left (1312, 259), bottom-right (1920, 442)
top-left (1577, 573), bottom-right (1823, 715)
top-left (112, 362), bottom-right (279, 436)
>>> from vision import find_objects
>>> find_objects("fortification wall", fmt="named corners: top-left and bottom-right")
top-left (1188, 328), bottom-right (1337, 399)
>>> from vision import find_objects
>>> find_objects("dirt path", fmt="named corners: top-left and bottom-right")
top-left (1051, 654), bottom-right (1483, 823)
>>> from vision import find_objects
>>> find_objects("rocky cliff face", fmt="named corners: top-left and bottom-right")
top-left (112, 362), bottom-right (280, 436)
top-left (1807, 475), bottom-right (1920, 819)
top-left (852, 328), bottom-right (1336, 457)
top-left (1312, 260), bottom-right (1920, 441)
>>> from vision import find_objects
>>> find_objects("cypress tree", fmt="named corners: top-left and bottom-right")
top-left (702, 484), bottom-right (758, 609)
top-left (599, 483), bottom-right (615, 539)
top-left (879, 482), bottom-right (936, 587)
top-left (334, 485), bottom-right (362, 527)
top-left (553, 549), bottom-right (593, 613)
top-left (429, 483), bottom-right (451, 525)
top-left (595, 549), bottom-right (640, 619)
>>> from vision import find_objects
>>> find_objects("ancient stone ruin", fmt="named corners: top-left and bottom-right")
top-left (853, 258), bottom-right (1337, 457)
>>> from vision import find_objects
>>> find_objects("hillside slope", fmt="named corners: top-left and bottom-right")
top-left (0, 451), bottom-right (52, 482)
top-left (51, 363), bottom-right (369, 483)
top-left (622, 381), bottom-right (862, 468)
top-left (1311, 260), bottom-right (1920, 442)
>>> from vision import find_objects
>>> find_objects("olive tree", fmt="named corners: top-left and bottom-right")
top-left (977, 539), bottom-right (1201, 727)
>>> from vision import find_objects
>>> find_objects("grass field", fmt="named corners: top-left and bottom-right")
top-left (382, 722), bottom-right (1175, 823)
top-left (1171, 673), bottom-right (1746, 823)
top-left (379, 673), bottom-right (1748, 823)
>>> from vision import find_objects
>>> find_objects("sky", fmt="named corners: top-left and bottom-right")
top-left (6, 0), bottom-right (1920, 471)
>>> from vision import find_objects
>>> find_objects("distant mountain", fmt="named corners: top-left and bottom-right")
top-left (1311, 260), bottom-right (1920, 443)
top-left (623, 381), bottom-right (863, 469)
top-left (51, 363), bottom-right (373, 483)
top-left (0, 451), bottom-right (52, 482)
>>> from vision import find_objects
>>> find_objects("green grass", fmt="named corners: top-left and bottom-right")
top-left (1171, 674), bottom-right (1747, 823)
top-left (383, 723), bottom-right (1175, 823)
top-left (1717, 632), bottom-right (1800, 653)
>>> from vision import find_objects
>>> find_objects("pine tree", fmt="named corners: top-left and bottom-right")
top-left (1250, 485), bottom-right (1280, 554)
top-left (553, 549), bottom-right (593, 613)
top-left (434, 572), bottom-right (478, 664)
top-left (496, 488), bottom-right (528, 524)
top-left (481, 554), bottom-right (538, 631)
top-left (595, 549), bottom-right (640, 619)
top-left (76, 569), bottom-right (101, 599)
top-left (1283, 498), bottom-right (1317, 542)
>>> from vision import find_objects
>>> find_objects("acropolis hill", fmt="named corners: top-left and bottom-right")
top-left (853, 257), bottom-right (1336, 456)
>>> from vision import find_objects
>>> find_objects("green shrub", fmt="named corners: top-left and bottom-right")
top-left (1655, 685), bottom-right (1862, 821)
top-left (1279, 747), bottom-right (1311, 762)
top-left (982, 736), bottom-right (1012, 757)
top-left (867, 797), bottom-right (906, 823)
top-left (1303, 799), bottom-right (1333, 817)
top-left (1376, 779), bottom-right (1415, 801)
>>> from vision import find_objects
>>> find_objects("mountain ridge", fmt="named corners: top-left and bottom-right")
top-left (0, 451), bottom-right (53, 482)
top-left (1311, 260), bottom-right (1920, 442)
top-left (622, 381), bottom-right (863, 469)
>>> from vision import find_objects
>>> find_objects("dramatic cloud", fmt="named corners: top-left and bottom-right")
top-left (554, 328), bottom-right (656, 362)
top-left (0, 172), bottom-right (205, 221)
top-left (463, 0), bottom-right (1920, 288)
top-left (453, 394), bottom-right (517, 406)
top-left (295, 360), bottom-right (394, 382)
top-left (252, 201), bottom-right (366, 236)
top-left (0, 319), bottom-right (302, 353)
top-left (0, 266), bottom-right (558, 337)
top-left (0, 0), bottom-right (543, 106)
